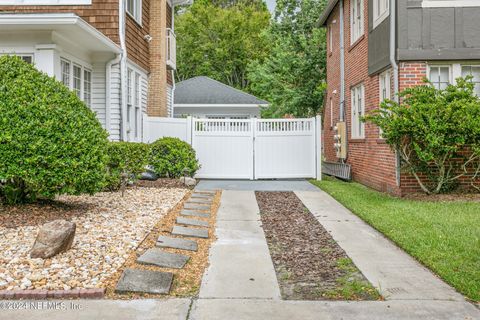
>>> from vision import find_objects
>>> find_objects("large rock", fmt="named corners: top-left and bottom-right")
top-left (140, 171), bottom-right (158, 181)
top-left (30, 220), bottom-right (76, 259)
top-left (179, 176), bottom-right (197, 187)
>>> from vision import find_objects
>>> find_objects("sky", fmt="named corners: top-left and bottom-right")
top-left (265, 0), bottom-right (276, 13)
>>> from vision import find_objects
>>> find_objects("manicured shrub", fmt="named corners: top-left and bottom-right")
top-left (149, 137), bottom-right (200, 178)
top-left (364, 77), bottom-right (480, 194)
top-left (0, 55), bottom-right (109, 204)
top-left (105, 142), bottom-right (150, 191)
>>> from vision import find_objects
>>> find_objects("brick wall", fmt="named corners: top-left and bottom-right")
top-left (0, 0), bottom-right (120, 43)
top-left (147, 0), bottom-right (168, 117)
top-left (323, 0), bottom-right (400, 195)
top-left (125, 0), bottom-right (150, 72)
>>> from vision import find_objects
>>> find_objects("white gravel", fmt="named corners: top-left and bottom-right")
top-left (0, 188), bottom-right (187, 290)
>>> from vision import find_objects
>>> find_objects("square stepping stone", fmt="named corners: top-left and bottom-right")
top-left (184, 203), bottom-right (210, 211)
top-left (172, 225), bottom-right (209, 239)
top-left (194, 190), bottom-right (216, 195)
top-left (177, 216), bottom-right (209, 228)
top-left (191, 193), bottom-right (214, 199)
top-left (181, 209), bottom-right (210, 218)
top-left (137, 248), bottom-right (189, 269)
top-left (115, 269), bottom-right (173, 294)
top-left (156, 236), bottom-right (198, 251)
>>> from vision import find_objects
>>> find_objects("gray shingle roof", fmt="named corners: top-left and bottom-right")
top-left (174, 76), bottom-right (269, 105)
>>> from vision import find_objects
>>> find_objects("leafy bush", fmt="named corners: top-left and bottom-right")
top-left (364, 77), bottom-right (480, 194)
top-left (149, 137), bottom-right (200, 178)
top-left (0, 55), bottom-right (109, 204)
top-left (105, 142), bottom-right (150, 191)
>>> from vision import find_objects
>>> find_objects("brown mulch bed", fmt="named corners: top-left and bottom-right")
top-left (104, 190), bottom-right (221, 299)
top-left (135, 178), bottom-right (189, 189)
top-left (255, 191), bottom-right (380, 301)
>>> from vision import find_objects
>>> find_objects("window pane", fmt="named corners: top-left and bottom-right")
top-left (73, 65), bottom-right (82, 98)
top-left (84, 70), bottom-right (91, 107)
top-left (61, 60), bottom-right (70, 88)
top-left (439, 67), bottom-right (449, 83)
top-left (429, 67), bottom-right (439, 83)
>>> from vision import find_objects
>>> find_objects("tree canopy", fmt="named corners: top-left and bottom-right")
top-left (175, 0), bottom-right (271, 90)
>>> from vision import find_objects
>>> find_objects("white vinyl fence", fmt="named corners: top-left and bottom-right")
top-left (143, 115), bottom-right (321, 180)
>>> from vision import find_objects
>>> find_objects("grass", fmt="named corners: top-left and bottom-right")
top-left (325, 258), bottom-right (381, 300)
top-left (310, 177), bottom-right (480, 302)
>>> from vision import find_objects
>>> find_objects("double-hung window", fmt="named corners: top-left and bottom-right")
top-left (378, 70), bottom-right (391, 137)
top-left (373, 0), bottom-right (389, 28)
top-left (127, 69), bottom-right (133, 134)
top-left (351, 84), bottom-right (365, 139)
top-left (461, 66), bottom-right (480, 97)
top-left (134, 74), bottom-right (141, 139)
top-left (350, 0), bottom-right (364, 44)
top-left (60, 58), bottom-right (92, 107)
top-left (428, 66), bottom-right (450, 90)
top-left (127, 68), bottom-right (143, 141)
top-left (126, 0), bottom-right (142, 24)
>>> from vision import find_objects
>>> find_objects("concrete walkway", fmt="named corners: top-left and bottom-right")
top-left (199, 190), bottom-right (281, 299)
top-left (4, 184), bottom-right (480, 320)
top-left (196, 179), bottom-right (320, 191)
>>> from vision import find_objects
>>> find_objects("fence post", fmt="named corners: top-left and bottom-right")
top-left (251, 117), bottom-right (256, 180)
top-left (315, 115), bottom-right (322, 180)
top-left (186, 116), bottom-right (193, 145)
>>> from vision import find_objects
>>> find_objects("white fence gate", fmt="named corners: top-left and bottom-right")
top-left (143, 116), bottom-right (322, 180)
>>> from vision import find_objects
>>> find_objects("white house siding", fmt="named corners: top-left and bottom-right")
top-left (91, 62), bottom-right (106, 129)
top-left (109, 63), bottom-right (122, 141)
top-left (173, 106), bottom-right (261, 119)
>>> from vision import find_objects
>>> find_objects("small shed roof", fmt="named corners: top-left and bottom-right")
top-left (174, 76), bottom-right (268, 105)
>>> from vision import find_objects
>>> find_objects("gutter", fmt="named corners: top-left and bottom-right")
top-left (390, 0), bottom-right (401, 186)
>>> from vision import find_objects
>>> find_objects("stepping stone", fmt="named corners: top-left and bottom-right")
top-left (156, 236), bottom-right (198, 251)
top-left (137, 248), bottom-right (189, 269)
top-left (181, 209), bottom-right (210, 218)
top-left (115, 268), bottom-right (173, 294)
top-left (187, 198), bottom-right (212, 204)
top-left (184, 203), bottom-right (210, 211)
top-left (191, 193), bottom-right (214, 199)
top-left (172, 225), bottom-right (209, 239)
top-left (194, 190), bottom-right (216, 195)
top-left (177, 216), bottom-right (209, 228)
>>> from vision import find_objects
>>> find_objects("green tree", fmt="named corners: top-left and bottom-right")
top-left (248, 0), bottom-right (327, 118)
top-left (364, 78), bottom-right (480, 194)
top-left (175, 0), bottom-right (271, 90)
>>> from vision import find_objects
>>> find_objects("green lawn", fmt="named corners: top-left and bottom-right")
top-left (310, 177), bottom-right (480, 302)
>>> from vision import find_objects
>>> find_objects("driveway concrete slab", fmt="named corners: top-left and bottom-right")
top-left (190, 299), bottom-right (480, 320)
top-left (295, 190), bottom-right (466, 302)
top-left (196, 179), bottom-right (320, 191)
top-left (199, 190), bottom-right (281, 299)
top-left (3, 299), bottom-right (191, 320)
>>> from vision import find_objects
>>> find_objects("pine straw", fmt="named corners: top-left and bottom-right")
top-left (104, 190), bottom-right (220, 299)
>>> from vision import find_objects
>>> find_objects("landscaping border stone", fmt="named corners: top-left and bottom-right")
top-left (0, 288), bottom-right (105, 299)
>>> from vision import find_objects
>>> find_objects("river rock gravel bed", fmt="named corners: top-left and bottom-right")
top-left (0, 187), bottom-right (187, 291)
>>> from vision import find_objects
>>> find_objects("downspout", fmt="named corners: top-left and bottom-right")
top-left (390, 0), bottom-right (401, 186)
top-left (119, 0), bottom-right (128, 141)
top-left (339, 0), bottom-right (348, 162)
top-left (106, 54), bottom-right (122, 135)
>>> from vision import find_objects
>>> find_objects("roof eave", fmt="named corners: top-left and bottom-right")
top-left (318, 0), bottom-right (340, 27)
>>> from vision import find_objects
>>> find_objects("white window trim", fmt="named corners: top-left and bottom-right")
top-left (0, 53), bottom-right (34, 63)
top-left (350, 0), bottom-right (364, 44)
top-left (126, 65), bottom-right (145, 142)
top-left (378, 70), bottom-right (391, 137)
top-left (373, 0), bottom-right (389, 29)
top-left (0, 0), bottom-right (91, 4)
top-left (126, 0), bottom-right (143, 25)
top-left (422, 0), bottom-right (480, 8)
top-left (351, 84), bottom-right (365, 139)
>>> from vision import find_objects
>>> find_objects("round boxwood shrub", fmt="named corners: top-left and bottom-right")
top-left (149, 137), bottom-right (200, 178)
top-left (105, 141), bottom-right (150, 191)
top-left (0, 55), bottom-right (109, 204)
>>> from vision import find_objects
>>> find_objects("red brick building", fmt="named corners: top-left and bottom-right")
top-left (319, 0), bottom-right (480, 195)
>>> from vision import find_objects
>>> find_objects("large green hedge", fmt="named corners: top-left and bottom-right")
top-left (105, 141), bottom-right (150, 191)
top-left (150, 137), bottom-right (200, 178)
top-left (0, 56), bottom-right (109, 204)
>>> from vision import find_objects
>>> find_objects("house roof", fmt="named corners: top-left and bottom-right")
top-left (319, 0), bottom-right (340, 27)
top-left (174, 76), bottom-right (269, 106)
